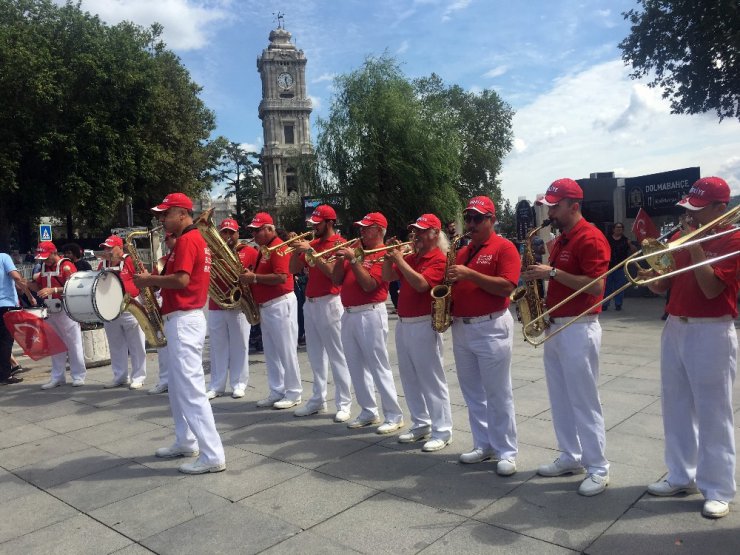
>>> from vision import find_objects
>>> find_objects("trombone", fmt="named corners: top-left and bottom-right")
top-left (260, 230), bottom-right (314, 259)
top-left (353, 239), bottom-right (414, 264)
top-left (305, 239), bottom-right (359, 267)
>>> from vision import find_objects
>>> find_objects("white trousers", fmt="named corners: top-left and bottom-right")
top-left (104, 312), bottom-right (146, 384)
top-left (156, 345), bottom-right (168, 386)
top-left (452, 310), bottom-right (517, 460)
top-left (163, 310), bottom-right (224, 465)
top-left (543, 319), bottom-right (608, 475)
top-left (661, 316), bottom-right (737, 501)
top-left (341, 305), bottom-right (403, 423)
top-left (208, 309), bottom-right (250, 392)
top-left (396, 319), bottom-right (452, 440)
top-left (260, 293), bottom-right (302, 400)
top-left (304, 295), bottom-right (352, 411)
top-left (46, 311), bottom-right (86, 382)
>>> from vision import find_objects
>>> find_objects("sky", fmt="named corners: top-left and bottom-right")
top-left (67, 0), bottom-right (740, 203)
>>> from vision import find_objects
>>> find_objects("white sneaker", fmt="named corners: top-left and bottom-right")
top-left (71, 378), bottom-right (85, 387)
top-left (206, 390), bottom-right (222, 401)
top-left (578, 473), bottom-right (609, 496)
top-left (273, 397), bottom-right (301, 410)
top-left (41, 379), bottom-right (65, 390)
top-left (294, 402), bottom-right (327, 417)
top-left (459, 448), bottom-right (496, 464)
top-left (179, 458), bottom-right (226, 475)
top-left (538, 456), bottom-right (586, 477)
top-left (496, 459), bottom-right (517, 476)
top-left (256, 393), bottom-right (284, 407)
top-left (398, 426), bottom-right (431, 443)
top-left (155, 444), bottom-right (199, 459)
top-left (232, 388), bottom-right (246, 399)
top-left (702, 499), bottom-right (730, 519)
top-left (334, 409), bottom-right (352, 423)
top-left (422, 437), bottom-right (451, 452)
top-left (347, 415), bottom-right (381, 429)
top-left (104, 378), bottom-right (130, 389)
top-left (129, 381), bottom-right (144, 390)
top-left (647, 479), bottom-right (698, 497)
top-left (376, 420), bottom-right (404, 435)
top-left (148, 383), bottom-right (168, 394)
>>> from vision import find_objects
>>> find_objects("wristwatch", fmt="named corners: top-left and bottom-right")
top-left (548, 268), bottom-right (557, 279)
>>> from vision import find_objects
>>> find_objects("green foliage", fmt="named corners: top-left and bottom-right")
top-left (212, 138), bottom-right (262, 225)
top-left (619, 0), bottom-right (740, 121)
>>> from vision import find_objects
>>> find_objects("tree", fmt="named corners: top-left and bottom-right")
top-left (619, 0), bottom-right (740, 121)
top-left (212, 138), bottom-right (262, 224)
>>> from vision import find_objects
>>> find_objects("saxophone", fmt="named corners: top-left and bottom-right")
top-left (430, 233), bottom-right (469, 333)
top-left (510, 221), bottom-right (551, 342)
top-left (124, 229), bottom-right (167, 347)
top-left (194, 208), bottom-right (260, 325)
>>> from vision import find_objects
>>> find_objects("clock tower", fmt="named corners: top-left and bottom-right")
top-left (257, 24), bottom-right (313, 208)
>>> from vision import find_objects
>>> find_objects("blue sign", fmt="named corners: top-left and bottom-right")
top-left (39, 224), bottom-right (52, 242)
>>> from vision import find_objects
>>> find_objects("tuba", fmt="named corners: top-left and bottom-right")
top-left (194, 208), bottom-right (260, 325)
top-left (124, 229), bottom-right (167, 347)
top-left (510, 221), bottom-right (551, 342)
top-left (430, 233), bottom-right (469, 333)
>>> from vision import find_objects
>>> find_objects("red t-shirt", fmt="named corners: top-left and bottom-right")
top-left (209, 244), bottom-right (258, 310)
top-left (394, 248), bottom-right (446, 317)
top-left (251, 237), bottom-right (294, 304)
top-left (301, 233), bottom-right (344, 298)
top-left (451, 234), bottom-right (520, 317)
top-left (339, 249), bottom-right (389, 307)
top-left (666, 227), bottom-right (740, 318)
top-left (36, 259), bottom-right (75, 299)
top-left (98, 255), bottom-right (140, 297)
top-left (160, 228), bottom-right (211, 315)
top-left (545, 218), bottom-right (610, 317)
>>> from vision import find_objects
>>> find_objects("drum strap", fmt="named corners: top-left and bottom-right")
top-left (102, 255), bottom-right (127, 271)
top-left (40, 258), bottom-right (71, 289)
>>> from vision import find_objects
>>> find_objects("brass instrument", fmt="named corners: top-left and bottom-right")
top-left (430, 233), bottom-right (470, 333)
top-left (510, 221), bottom-right (551, 341)
top-left (305, 239), bottom-right (359, 267)
top-left (195, 208), bottom-right (260, 325)
top-left (354, 240), bottom-right (414, 264)
top-left (124, 228), bottom-right (167, 347)
top-left (260, 230), bottom-right (314, 259)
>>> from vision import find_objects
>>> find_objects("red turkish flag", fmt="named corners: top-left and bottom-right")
top-left (3, 310), bottom-right (67, 360)
top-left (631, 208), bottom-right (659, 243)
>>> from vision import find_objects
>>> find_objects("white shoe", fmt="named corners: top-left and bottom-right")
top-left (206, 390), bottom-right (222, 401)
top-left (702, 499), bottom-right (730, 519)
top-left (71, 378), bottom-right (85, 387)
top-left (376, 420), bottom-right (404, 435)
top-left (538, 456), bottom-right (586, 477)
top-left (41, 379), bottom-right (65, 390)
top-left (398, 426), bottom-right (431, 443)
top-left (129, 381), bottom-right (144, 390)
top-left (155, 444), bottom-right (199, 459)
top-left (273, 397), bottom-right (301, 410)
top-left (179, 458), bottom-right (226, 475)
top-left (496, 459), bottom-right (517, 476)
top-left (578, 473), bottom-right (609, 496)
top-left (334, 409), bottom-right (352, 423)
top-left (104, 378), bottom-right (130, 389)
top-left (347, 415), bottom-right (381, 429)
top-left (232, 388), bottom-right (245, 399)
top-left (422, 438), bottom-right (451, 452)
top-left (294, 402), bottom-right (327, 417)
top-left (148, 383), bottom-right (168, 394)
top-left (256, 393), bottom-right (284, 407)
top-left (459, 448), bottom-right (496, 464)
top-left (647, 479), bottom-right (698, 497)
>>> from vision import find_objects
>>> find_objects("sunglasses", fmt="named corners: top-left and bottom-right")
top-left (463, 213), bottom-right (491, 224)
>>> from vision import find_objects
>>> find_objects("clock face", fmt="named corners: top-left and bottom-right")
top-left (277, 72), bottom-right (294, 89)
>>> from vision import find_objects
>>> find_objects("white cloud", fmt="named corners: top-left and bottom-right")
top-left (397, 40), bottom-right (410, 55)
top-left (513, 138), bottom-right (527, 153)
top-left (718, 156), bottom-right (740, 195)
top-left (309, 95), bottom-right (322, 111)
top-left (483, 65), bottom-right (508, 79)
top-left (442, 0), bottom-right (471, 22)
top-left (239, 142), bottom-right (260, 153)
top-left (312, 72), bottom-right (336, 84)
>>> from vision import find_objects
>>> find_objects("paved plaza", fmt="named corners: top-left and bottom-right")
top-left (0, 296), bottom-right (738, 554)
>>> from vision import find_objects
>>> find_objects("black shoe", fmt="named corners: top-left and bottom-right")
top-left (661, 313), bottom-right (669, 321)
top-left (297, 335), bottom-right (306, 346)
top-left (9, 365), bottom-right (24, 376)
top-left (2, 375), bottom-right (23, 385)
top-left (602, 305), bottom-right (609, 311)
top-left (615, 305), bottom-right (622, 311)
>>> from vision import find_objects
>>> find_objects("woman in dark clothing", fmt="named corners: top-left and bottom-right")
top-left (602, 223), bottom-right (635, 311)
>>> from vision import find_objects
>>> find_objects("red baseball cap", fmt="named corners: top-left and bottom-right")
top-left (307, 205), bottom-right (337, 224)
top-left (408, 213), bottom-right (442, 230)
top-left (247, 212), bottom-right (274, 228)
top-left (100, 235), bottom-right (123, 248)
top-left (151, 192), bottom-right (194, 212)
top-left (537, 178), bottom-right (584, 206)
top-left (35, 241), bottom-right (57, 260)
top-left (465, 196), bottom-right (496, 215)
top-left (219, 218), bottom-right (239, 232)
top-left (354, 212), bottom-right (388, 228)
top-left (677, 176), bottom-right (730, 210)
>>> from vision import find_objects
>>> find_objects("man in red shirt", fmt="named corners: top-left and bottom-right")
top-left (288, 205), bottom-right (353, 421)
top-left (98, 235), bottom-right (147, 390)
top-left (134, 192), bottom-right (225, 474)
top-left (206, 218), bottom-right (257, 401)
top-left (332, 212), bottom-right (404, 434)
top-left (240, 212), bottom-right (303, 409)
top-left (30, 241), bottom-right (87, 389)
top-left (523, 178), bottom-right (611, 496)
top-left (643, 177), bottom-right (739, 519)
top-left (448, 197), bottom-right (520, 475)
top-left (382, 213), bottom-right (452, 452)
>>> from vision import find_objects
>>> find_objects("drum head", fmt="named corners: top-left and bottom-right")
top-left (94, 271), bottom-right (124, 321)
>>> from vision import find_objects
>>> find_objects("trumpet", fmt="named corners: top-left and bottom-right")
top-left (259, 230), bottom-right (314, 259)
top-left (354, 239), bottom-right (414, 264)
top-left (305, 239), bottom-right (359, 267)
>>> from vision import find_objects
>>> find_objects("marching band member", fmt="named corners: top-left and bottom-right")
top-left (98, 235), bottom-right (147, 390)
top-left (331, 212), bottom-right (404, 434)
top-left (382, 213), bottom-right (453, 451)
top-left (134, 192), bottom-right (225, 474)
top-left (644, 177), bottom-right (739, 518)
top-left (30, 241), bottom-right (87, 389)
top-left (522, 178), bottom-right (611, 496)
top-left (0, 252), bottom-right (32, 385)
top-left (205, 218), bottom-right (257, 400)
top-left (240, 212), bottom-right (303, 409)
top-left (148, 232), bottom-right (175, 395)
top-left (448, 197), bottom-right (520, 475)
top-left (288, 205), bottom-right (353, 421)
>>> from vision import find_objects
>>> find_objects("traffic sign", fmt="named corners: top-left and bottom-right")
top-left (39, 224), bottom-right (52, 242)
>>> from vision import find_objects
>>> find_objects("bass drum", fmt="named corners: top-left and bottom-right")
top-left (62, 271), bottom-right (124, 324)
